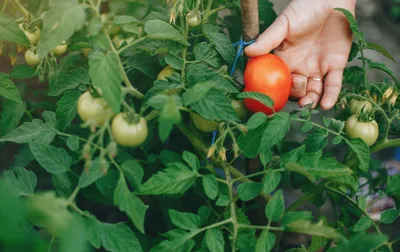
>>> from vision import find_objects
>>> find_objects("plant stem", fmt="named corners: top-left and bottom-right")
top-left (117, 37), bottom-right (147, 54)
top-left (67, 186), bottom-right (80, 205)
top-left (12, 0), bottom-right (31, 18)
top-left (1, 0), bottom-right (9, 13)
top-left (286, 192), bottom-right (315, 212)
top-left (208, 5), bottom-right (226, 16)
top-left (238, 224), bottom-right (284, 231)
top-left (223, 164), bottom-right (238, 251)
top-left (358, 40), bottom-right (368, 89)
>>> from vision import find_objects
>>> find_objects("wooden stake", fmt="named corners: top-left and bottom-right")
top-left (240, 0), bottom-right (259, 41)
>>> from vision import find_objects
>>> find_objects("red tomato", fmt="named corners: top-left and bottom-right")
top-left (243, 54), bottom-right (291, 115)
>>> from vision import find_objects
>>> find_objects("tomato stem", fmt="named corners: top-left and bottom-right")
top-left (11, 0), bottom-right (31, 19)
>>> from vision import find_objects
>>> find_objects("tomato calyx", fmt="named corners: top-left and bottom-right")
top-left (122, 111), bottom-right (142, 125)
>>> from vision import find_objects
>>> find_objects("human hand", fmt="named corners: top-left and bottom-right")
top-left (245, 0), bottom-right (357, 110)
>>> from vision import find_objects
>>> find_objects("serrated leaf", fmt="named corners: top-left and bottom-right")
top-left (255, 231), bottom-right (275, 252)
top-left (286, 220), bottom-right (342, 240)
top-left (0, 14), bottom-right (30, 45)
top-left (56, 90), bottom-right (80, 131)
top-left (368, 61), bottom-right (399, 84)
top-left (303, 129), bottom-right (328, 152)
top-left (265, 190), bottom-right (284, 222)
top-left (182, 151), bottom-right (200, 171)
top-left (237, 92), bottom-right (273, 109)
top-left (165, 54), bottom-right (184, 70)
top-left (144, 20), bottom-right (189, 46)
top-left (344, 66), bottom-right (364, 86)
top-left (380, 208), bottom-right (399, 224)
top-left (262, 170), bottom-right (281, 194)
top-left (260, 148), bottom-right (272, 167)
top-left (352, 216), bottom-right (373, 232)
top-left (331, 234), bottom-right (387, 252)
top-left (332, 136), bottom-right (343, 145)
top-left (0, 120), bottom-right (45, 143)
top-left (334, 8), bottom-right (362, 40)
top-left (114, 15), bottom-right (142, 25)
top-left (194, 42), bottom-right (220, 68)
top-left (260, 112), bottom-right (290, 149)
top-left (139, 163), bottom-right (197, 195)
top-left (238, 182), bottom-right (263, 201)
top-left (366, 42), bottom-right (396, 63)
top-left (84, 218), bottom-right (143, 252)
top-left (121, 160), bottom-right (144, 191)
top-left (205, 228), bottom-right (224, 252)
top-left (202, 24), bottom-right (235, 63)
top-left (78, 158), bottom-right (108, 188)
top-left (285, 163), bottom-right (316, 182)
top-left (202, 175), bottom-right (219, 200)
top-left (0, 99), bottom-right (25, 137)
top-left (238, 123), bottom-right (267, 158)
top-left (282, 211), bottom-right (313, 226)
top-left (114, 173), bottom-right (148, 233)
top-left (183, 82), bottom-right (215, 106)
top-left (345, 138), bottom-right (370, 172)
top-left (0, 74), bottom-right (23, 104)
top-left (247, 112), bottom-right (267, 130)
top-left (387, 174), bottom-right (400, 196)
top-left (29, 142), bottom-right (72, 174)
top-left (89, 52), bottom-right (122, 112)
top-left (37, 0), bottom-right (86, 57)
top-left (301, 121), bottom-right (313, 133)
top-left (1, 167), bottom-right (37, 196)
top-left (48, 68), bottom-right (90, 96)
top-left (168, 209), bottom-right (199, 231)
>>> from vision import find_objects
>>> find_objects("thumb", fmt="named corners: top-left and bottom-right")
top-left (244, 15), bottom-right (288, 57)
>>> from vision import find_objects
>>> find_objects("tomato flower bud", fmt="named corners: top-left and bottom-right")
top-left (383, 87), bottom-right (393, 102)
top-left (169, 9), bottom-right (177, 24)
top-left (207, 145), bottom-right (216, 158)
top-left (83, 144), bottom-right (91, 160)
top-left (107, 141), bottom-right (118, 158)
top-left (218, 147), bottom-right (227, 161)
top-left (389, 94), bottom-right (397, 106)
top-left (232, 143), bottom-right (240, 158)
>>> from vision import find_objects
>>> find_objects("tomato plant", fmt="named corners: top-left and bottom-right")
top-left (0, 1), bottom-right (399, 252)
top-left (243, 54), bottom-right (291, 115)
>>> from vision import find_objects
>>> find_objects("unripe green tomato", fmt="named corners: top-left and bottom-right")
top-left (77, 91), bottom-right (114, 126)
top-left (190, 112), bottom-right (219, 133)
top-left (157, 66), bottom-right (175, 80)
top-left (19, 23), bottom-right (40, 45)
top-left (349, 99), bottom-right (372, 115)
top-left (111, 113), bottom-right (148, 147)
top-left (344, 115), bottom-right (379, 146)
top-left (24, 50), bottom-right (40, 66)
top-left (52, 42), bottom-right (68, 56)
top-left (232, 99), bottom-right (248, 120)
top-left (82, 48), bottom-right (92, 57)
top-left (187, 14), bottom-right (201, 27)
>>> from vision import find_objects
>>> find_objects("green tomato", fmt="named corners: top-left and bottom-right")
top-left (19, 23), bottom-right (40, 45)
top-left (77, 91), bottom-right (114, 126)
top-left (52, 42), bottom-right (68, 56)
top-left (344, 115), bottom-right (379, 146)
top-left (111, 113), bottom-right (148, 147)
top-left (187, 13), bottom-right (201, 27)
top-left (157, 66), bottom-right (175, 81)
top-left (232, 99), bottom-right (248, 120)
top-left (190, 112), bottom-right (219, 133)
top-left (349, 99), bottom-right (372, 115)
top-left (24, 50), bottom-right (40, 66)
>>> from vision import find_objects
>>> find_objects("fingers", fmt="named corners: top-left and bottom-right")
top-left (298, 79), bottom-right (323, 109)
top-left (244, 15), bottom-right (288, 57)
top-left (320, 70), bottom-right (343, 110)
top-left (290, 74), bottom-right (307, 99)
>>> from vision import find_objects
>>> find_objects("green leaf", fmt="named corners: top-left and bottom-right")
top-left (182, 82), bottom-right (215, 106)
top-left (0, 99), bottom-right (25, 137)
top-left (165, 53), bottom-right (184, 70)
top-left (127, 51), bottom-right (160, 78)
top-left (53, 173), bottom-right (73, 198)
top-left (194, 42), bottom-right (220, 68)
top-left (344, 66), bottom-right (364, 86)
top-left (66, 135), bottom-right (80, 151)
top-left (345, 138), bottom-right (370, 172)
top-left (85, 218), bottom-right (143, 252)
top-left (265, 190), bottom-right (284, 222)
top-left (216, 195), bottom-right (229, 206)
top-left (1, 167), bottom-right (37, 196)
top-left (186, 64), bottom-right (238, 93)
top-left (331, 234), bottom-right (387, 252)
top-left (59, 215), bottom-right (89, 252)
top-left (260, 148), bottom-right (272, 167)
top-left (29, 142), bottom-right (72, 174)
top-left (158, 95), bottom-right (181, 142)
top-left (37, 0), bottom-right (86, 57)
top-left (368, 61), bottom-right (399, 84)
top-left (366, 42), bottom-right (396, 63)
top-left (88, 16), bottom-right (102, 36)
top-left (262, 170), bottom-right (281, 194)
top-left (238, 123), bottom-right (267, 158)
top-left (334, 8), bottom-right (362, 40)
top-left (56, 90), bottom-right (80, 131)
top-left (332, 136), bottom-right (343, 145)
top-left (78, 158), bottom-right (108, 188)
top-left (121, 160), bottom-right (144, 191)
top-left (0, 14), bottom-right (30, 45)
top-left (247, 112), bottom-right (267, 130)
top-left (352, 216), bottom-right (373, 232)
top-left (190, 89), bottom-right (238, 122)
top-left (139, 163), bottom-right (197, 195)
top-left (301, 121), bottom-right (313, 133)
top-left (255, 230), bottom-right (275, 252)
top-left (285, 163), bottom-right (316, 183)
top-left (303, 129), bottom-right (328, 152)
top-left (114, 173), bottom-right (148, 233)
top-left (114, 15), bottom-right (142, 25)
top-left (286, 220), bottom-right (342, 240)
top-left (260, 113), bottom-right (290, 149)
top-left (144, 20), bottom-right (189, 46)
top-left (202, 24), bottom-right (235, 63)
top-left (0, 120), bottom-right (45, 143)
top-left (48, 68), bottom-right (90, 96)
top-left (202, 175), bottom-right (219, 200)
top-left (238, 182), bottom-right (263, 201)
top-left (301, 157), bottom-right (353, 178)
top-left (237, 92), bottom-right (274, 109)
top-left (89, 52), bottom-right (122, 112)
top-left (168, 209), bottom-right (199, 231)
top-left (205, 228), bottom-right (224, 252)
top-left (281, 146), bottom-right (306, 165)
top-left (0, 74), bottom-right (23, 104)
top-left (387, 174), bottom-right (400, 196)
top-left (96, 169), bottom-right (119, 199)
top-left (182, 151), bottom-right (200, 171)
top-left (348, 42), bottom-right (360, 62)
top-left (380, 208), bottom-right (399, 224)
top-left (282, 211), bottom-right (313, 226)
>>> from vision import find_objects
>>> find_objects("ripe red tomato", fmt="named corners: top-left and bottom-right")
top-left (243, 54), bottom-right (291, 115)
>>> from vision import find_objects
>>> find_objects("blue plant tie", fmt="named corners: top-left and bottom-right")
top-left (211, 38), bottom-right (255, 145)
